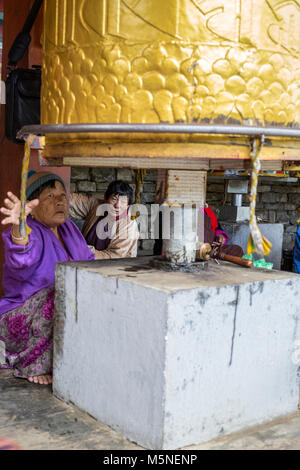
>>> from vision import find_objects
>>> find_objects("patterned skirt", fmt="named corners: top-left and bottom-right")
top-left (0, 286), bottom-right (54, 379)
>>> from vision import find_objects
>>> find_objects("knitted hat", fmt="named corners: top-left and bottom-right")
top-left (26, 171), bottom-right (65, 200)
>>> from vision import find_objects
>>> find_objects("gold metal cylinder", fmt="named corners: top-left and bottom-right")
top-left (41, 0), bottom-right (300, 161)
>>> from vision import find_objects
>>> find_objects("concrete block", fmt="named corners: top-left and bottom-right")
top-left (53, 258), bottom-right (300, 450)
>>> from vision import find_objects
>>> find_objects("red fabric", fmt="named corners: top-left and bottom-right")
top-left (204, 206), bottom-right (218, 233)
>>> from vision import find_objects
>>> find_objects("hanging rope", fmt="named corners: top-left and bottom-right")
top-left (247, 136), bottom-right (272, 258)
top-left (134, 169), bottom-right (146, 204)
top-left (19, 134), bottom-right (36, 242)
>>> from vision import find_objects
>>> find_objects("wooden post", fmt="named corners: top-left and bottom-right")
top-left (161, 170), bottom-right (207, 264)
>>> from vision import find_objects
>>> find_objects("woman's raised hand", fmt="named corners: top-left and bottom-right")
top-left (0, 192), bottom-right (39, 226)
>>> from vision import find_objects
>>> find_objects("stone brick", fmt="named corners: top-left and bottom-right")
top-left (256, 211), bottom-right (268, 222)
top-left (269, 210), bottom-right (276, 223)
top-left (288, 194), bottom-right (300, 204)
top-left (276, 211), bottom-right (290, 223)
top-left (92, 192), bottom-right (105, 200)
top-left (143, 182), bottom-right (156, 193)
top-left (71, 167), bottom-right (90, 181)
top-left (117, 169), bottom-right (134, 182)
top-left (91, 168), bottom-right (116, 182)
top-left (141, 192), bottom-right (156, 204)
top-left (285, 225), bottom-right (298, 233)
top-left (264, 203), bottom-right (285, 211)
top-left (206, 193), bottom-right (223, 202)
top-left (96, 182), bottom-right (109, 193)
top-left (70, 183), bottom-right (76, 193)
top-left (282, 233), bottom-right (296, 250)
top-left (271, 185), bottom-right (289, 193)
top-left (284, 204), bottom-right (297, 211)
top-left (207, 184), bottom-right (225, 193)
top-left (289, 212), bottom-right (300, 225)
top-left (144, 170), bottom-right (157, 181)
top-left (287, 186), bottom-right (300, 193)
top-left (276, 193), bottom-right (288, 203)
top-left (261, 192), bottom-right (277, 203)
top-left (94, 181), bottom-right (137, 195)
top-left (77, 181), bottom-right (96, 192)
top-left (257, 185), bottom-right (271, 192)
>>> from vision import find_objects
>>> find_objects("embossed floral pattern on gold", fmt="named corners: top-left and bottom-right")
top-left (42, 0), bottom-right (300, 132)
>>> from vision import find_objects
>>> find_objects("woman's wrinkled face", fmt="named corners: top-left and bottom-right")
top-left (31, 181), bottom-right (68, 228)
top-left (107, 193), bottom-right (129, 216)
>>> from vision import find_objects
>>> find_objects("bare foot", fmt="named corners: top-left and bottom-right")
top-left (27, 375), bottom-right (52, 385)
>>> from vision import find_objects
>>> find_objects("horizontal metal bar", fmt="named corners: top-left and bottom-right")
top-left (17, 123), bottom-right (300, 140)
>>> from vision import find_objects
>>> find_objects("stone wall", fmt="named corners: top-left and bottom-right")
top-left (207, 177), bottom-right (300, 251)
top-left (70, 167), bottom-right (157, 255)
top-left (70, 167), bottom-right (300, 256)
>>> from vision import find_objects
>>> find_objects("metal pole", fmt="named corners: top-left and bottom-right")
top-left (17, 123), bottom-right (300, 140)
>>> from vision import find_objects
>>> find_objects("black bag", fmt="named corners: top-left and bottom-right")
top-left (5, 67), bottom-right (41, 143)
top-left (5, 0), bottom-right (43, 143)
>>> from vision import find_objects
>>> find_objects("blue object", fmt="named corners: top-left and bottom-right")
top-left (27, 170), bottom-right (36, 179)
top-left (293, 226), bottom-right (300, 273)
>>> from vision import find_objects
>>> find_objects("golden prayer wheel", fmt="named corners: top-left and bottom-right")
top-left (41, 0), bottom-right (300, 167)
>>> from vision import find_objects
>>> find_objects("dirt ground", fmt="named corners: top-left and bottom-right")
top-left (1, 369), bottom-right (300, 450)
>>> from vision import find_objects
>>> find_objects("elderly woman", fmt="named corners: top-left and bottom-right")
top-left (69, 180), bottom-right (139, 259)
top-left (0, 171), bottom-right (94, 385)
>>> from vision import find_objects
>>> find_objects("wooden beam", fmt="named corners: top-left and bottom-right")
top-left (44, 140), bottom-right (300, 163)
top-left (44, 156), bottom-right (284, 171)
top-left (60, 156), bottom-right (210, 169)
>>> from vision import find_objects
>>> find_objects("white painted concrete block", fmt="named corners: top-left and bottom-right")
top-left (53, 258), bottom-right (300, 449)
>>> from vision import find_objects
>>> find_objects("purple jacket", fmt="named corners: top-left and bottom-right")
top-left (0, 216), bottom-right (95, 317)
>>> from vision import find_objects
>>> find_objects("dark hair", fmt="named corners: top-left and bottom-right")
top-left (105, 180), bottom-right (134, 205)
top-left (28, 179), bottom-right (66, 201)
